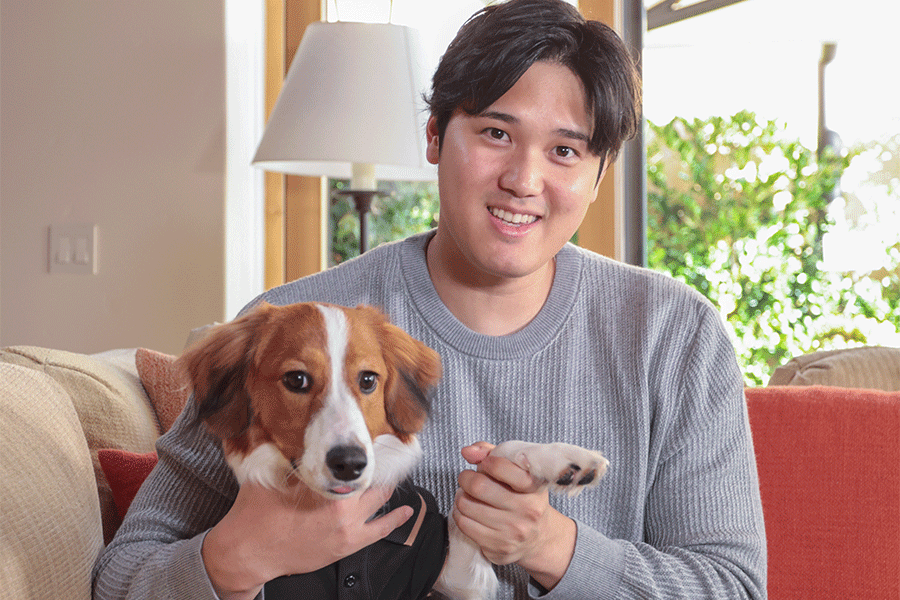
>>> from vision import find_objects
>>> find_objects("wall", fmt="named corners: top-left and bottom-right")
top-left (1, 0), bottom-right (228, 355)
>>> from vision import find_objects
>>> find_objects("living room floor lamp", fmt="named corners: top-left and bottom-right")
top-left (252, 21), bottom-right (436, 254)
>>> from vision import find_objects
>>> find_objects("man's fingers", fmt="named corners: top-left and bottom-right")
top-left (451, 493), bottom-right (518, 566)
top-left (358, 486), bottom-right (396, 515)
top-left (472, 453), bottom-right (543, 494)
top-left (461, 441), bottom-right (495, 465)
top-left (358, 487), bottom-right (413, 539)
top-left (364, 506), bottom-right (413, 547)
top-left (454, 485), bottom-right (503, 526)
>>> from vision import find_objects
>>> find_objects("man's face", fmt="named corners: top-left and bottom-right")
top-left (426, 61), bottom-right (605, 286)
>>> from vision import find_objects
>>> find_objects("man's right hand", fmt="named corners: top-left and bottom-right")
top-left (201, 482), bottom-right (413, 600)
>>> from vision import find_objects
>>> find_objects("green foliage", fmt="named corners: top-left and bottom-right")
top-left (329, 180), bottom-right (439, 266)
top-left (647, 111), bottom-right (900, 384)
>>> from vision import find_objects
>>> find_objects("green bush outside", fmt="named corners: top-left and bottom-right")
top-left (647, 111), bottom-right (900, 384)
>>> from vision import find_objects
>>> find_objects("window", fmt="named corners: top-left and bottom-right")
top-left (643, 0), bottom-right (900, 383)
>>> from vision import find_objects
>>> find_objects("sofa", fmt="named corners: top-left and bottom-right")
top-left (1, 342), bottom-right (898, 600)
top-left (0, 338), bottom-right (203, 600)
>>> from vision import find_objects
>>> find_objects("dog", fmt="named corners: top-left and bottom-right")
top-left (178, 301), bottom-right (608, 600)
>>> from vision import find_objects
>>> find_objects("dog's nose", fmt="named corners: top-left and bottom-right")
top-left (326, 445), bottom-right (367, 481)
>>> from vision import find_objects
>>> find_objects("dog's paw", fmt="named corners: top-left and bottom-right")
top-left (491, 441), bottom-right (608, 497)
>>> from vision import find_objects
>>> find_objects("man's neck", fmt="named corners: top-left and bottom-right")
top-left (425, 237), bottom-right (555, 337)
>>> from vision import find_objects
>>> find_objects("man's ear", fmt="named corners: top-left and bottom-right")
top-left (426, 115), bottom-right (440, 165)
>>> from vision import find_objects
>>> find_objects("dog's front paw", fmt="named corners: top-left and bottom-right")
top-left (491, 441), bottom-right (609, 497)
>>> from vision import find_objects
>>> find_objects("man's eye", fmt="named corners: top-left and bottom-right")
top-left (485, 127), bottom-right (507, 140)
top-left (282, 371), bottom-right (312, 393)
top-left (358, 371), bottom-right (378, 394)
top-left (556, 146), bottom-right (576, 158)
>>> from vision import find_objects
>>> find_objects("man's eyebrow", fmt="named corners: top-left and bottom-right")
top-left (478, 110), bottom-right (590, 144)
top-left (556, 128), bottom-right (591, 144)
top-left (479, 110), bottom-right (518, 125)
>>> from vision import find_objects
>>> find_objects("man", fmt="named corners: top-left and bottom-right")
top-left (94, 1), bottom-right (766, 598)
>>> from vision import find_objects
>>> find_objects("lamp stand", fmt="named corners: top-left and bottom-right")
top-left (337, 190), bottom-right (385, 254)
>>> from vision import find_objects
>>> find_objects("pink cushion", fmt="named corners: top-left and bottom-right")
top-left (746, 385), bottom-right (900, 599)
top-left (135, 348), bottom-right (189, 433)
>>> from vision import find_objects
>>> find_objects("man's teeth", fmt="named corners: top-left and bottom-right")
top-left (490, 207), bottom-right (538, 225)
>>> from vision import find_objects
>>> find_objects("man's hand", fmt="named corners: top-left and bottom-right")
top-left (202, 482), bottom-right (413, 600)
top-left (454, 442), bottom-right (577, 591)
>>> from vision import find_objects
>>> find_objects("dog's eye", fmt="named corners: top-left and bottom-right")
top-left (282, 371), bottom-right (312, 393)
top-left (358, 371), bottom-right (378, 394)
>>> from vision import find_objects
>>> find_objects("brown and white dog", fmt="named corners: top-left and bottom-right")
top-left (178, 301), bottom-right (608, 600)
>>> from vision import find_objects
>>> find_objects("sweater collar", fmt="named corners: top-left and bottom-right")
top-left (400, 231), bottom-right (583, 359)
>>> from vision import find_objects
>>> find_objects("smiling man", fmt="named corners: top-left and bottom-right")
top-left (425, 61), bottom-right (604, 336)
top-left (94, 1), bottom-right (766, 599)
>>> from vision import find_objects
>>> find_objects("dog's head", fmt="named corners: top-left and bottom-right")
top-left (177, 302), bottom-right (441, 498)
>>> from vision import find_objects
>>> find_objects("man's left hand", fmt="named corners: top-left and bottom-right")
top-left (454, 441), bottom-right (577, 590)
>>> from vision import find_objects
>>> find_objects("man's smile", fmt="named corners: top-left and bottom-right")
top-left (488, 206), bottom-right (539, 226)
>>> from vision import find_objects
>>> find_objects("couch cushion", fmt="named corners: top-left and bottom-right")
top-left (768, 346), bottom-right (900, 391)
top-left (0, 363), bottom-right (103, 600)
top-left (746, 385), bottom-right (900, 599)
top-left (0, 346), bottom-right (160, 544)
top-left (135, 348), bottom-right (190, 433)
top-left (97, 449), bottom-right (159, 530)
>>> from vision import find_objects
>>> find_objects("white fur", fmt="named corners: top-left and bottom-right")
top-left (434, 514), bottom-right (499, 600)
top-left (288, 305), bottom-right (375, 496)
top-left (227, 442), bottom-right (291, 488)
top-left (372, 433), bottom-right (422, 488)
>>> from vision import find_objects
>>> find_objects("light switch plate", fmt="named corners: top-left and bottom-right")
top-left (49, 224), bottom-right (98, 274)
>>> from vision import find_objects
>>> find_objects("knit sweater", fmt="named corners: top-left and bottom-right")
top-left (93, 231), bottom-right (766, 599)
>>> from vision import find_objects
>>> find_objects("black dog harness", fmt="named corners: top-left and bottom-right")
top-left (264, 481), bottom-right (448, 600)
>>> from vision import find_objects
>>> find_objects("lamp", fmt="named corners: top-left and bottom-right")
top-left (252, 21), bottom-right (436, 254)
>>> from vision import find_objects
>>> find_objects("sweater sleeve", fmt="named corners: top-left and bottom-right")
top-left (92, 398), bottom-right (247, 600)
top-left (531, 304), bottom-right (767, 600)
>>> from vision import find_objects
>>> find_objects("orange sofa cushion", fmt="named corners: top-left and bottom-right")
top-left (746, 385), bottom-right (900, 599)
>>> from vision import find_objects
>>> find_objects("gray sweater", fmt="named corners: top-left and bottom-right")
top-left (94, 232), bottom-right (766, 599)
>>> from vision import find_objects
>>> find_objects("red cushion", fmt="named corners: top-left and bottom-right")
top-left (746, 385), bottom-right (900, 599)
top-left (97, 449), bottom-right (158, 531)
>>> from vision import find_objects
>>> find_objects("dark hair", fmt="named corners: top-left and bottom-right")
top-left (425, 0), bottom-right (642, 172)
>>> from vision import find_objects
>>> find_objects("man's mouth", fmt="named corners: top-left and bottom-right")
top-left (489, 207), bottom-right (539, 226)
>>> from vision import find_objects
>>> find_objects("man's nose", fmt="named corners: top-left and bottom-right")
top-left (499, 147), bottom-right (544, 197)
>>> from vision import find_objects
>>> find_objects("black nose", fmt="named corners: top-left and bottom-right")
top-left (325, 445), bottom-right (367, 481)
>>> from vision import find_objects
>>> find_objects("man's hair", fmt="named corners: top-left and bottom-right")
top-left (425, 0), bottom-right (642, 172)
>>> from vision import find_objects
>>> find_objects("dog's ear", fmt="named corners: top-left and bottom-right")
top-left (177, 302), bottom-right (275, 440)
top-left (373, 313), bottom-right (442, 438)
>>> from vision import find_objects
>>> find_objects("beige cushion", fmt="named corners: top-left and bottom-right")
top-left (768, 346), bottom-right (900, 391)
top-left (0, 364), bottom-right (102, 600)
top-left (0, 346), bottom-right (160, 543)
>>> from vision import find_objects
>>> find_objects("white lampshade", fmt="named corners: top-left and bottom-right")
top-left (252, 21), bottom-right (437, 188)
